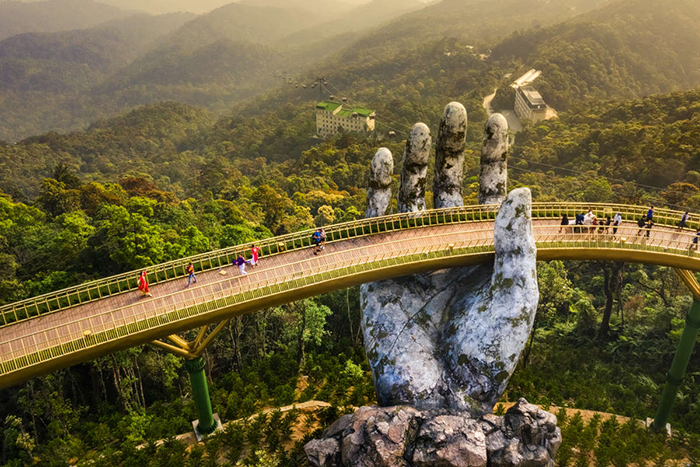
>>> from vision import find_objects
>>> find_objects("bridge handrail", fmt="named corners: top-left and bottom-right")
top-left (0, 202), bottom-right (693, 328)
top-left (2, 224), bottom-right (699, 379)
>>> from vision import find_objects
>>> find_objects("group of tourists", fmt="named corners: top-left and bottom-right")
top-left (559, 209), bottom-right (624, 235)
top-left (558, 206), bottom-right (700, 246)
top-left (136, 224), bottom-right (334, 299)
top-left (136, 244), bottom-right (263, 298)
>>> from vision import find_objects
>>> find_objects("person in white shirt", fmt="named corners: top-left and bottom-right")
top-left (613, 212), bottom-right (622, 235)
top-left (583, 209), bottom-right (596, 233)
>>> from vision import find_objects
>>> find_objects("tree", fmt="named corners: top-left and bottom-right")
top-left (598, 262), bottom-right (624, 339)
top-left (252, 185), bottom-right (293, 234)
top-left (315, 205), bottom-right (335, 226)
top-left (36, 179), bottom-right (80, 218)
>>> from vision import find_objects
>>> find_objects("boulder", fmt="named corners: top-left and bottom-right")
top-left (305, 401), bottom-right (560, 467)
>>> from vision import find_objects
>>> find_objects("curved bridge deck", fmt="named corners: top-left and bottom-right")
top-left (1, 203), bottom-right (700, 388)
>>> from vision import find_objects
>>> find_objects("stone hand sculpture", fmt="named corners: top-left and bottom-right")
top-left (361, 104), bottom-right (538, 417)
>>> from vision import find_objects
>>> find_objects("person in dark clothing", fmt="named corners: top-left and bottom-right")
top-left (637, 216), bottom-right (647, 236)
top-left (647, 205), bottom-right (655, 221)
top-left (613, 212), bottom-right (622, 236)
top-left (645, 219), bottom-right (654, 238)
top-left (574, 213), bottom-right (585, 233)
top-left (312, 229), bottom-right (323, 255)
top-left (691, 228), bottom-right (700, 252)
top-left (233, 254), bottom-right (248, 275)
top-left (679, 212), bottom-right (690, 231)
top-left (559, 214), bottom-right (569, 233)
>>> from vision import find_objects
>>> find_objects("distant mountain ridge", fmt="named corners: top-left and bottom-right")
top-left (0, 0), bottom-right (134, 40)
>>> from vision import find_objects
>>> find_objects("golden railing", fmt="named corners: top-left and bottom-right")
top-left (0, 203), bottom-right (693, 329)
top-left (1, 220), bottom-right (700, 387)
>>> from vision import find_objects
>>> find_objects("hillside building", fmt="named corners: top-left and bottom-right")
top-left (514, 85), bottom-right (557, 124)
top-left (316, 101), bottom-right (376, 137)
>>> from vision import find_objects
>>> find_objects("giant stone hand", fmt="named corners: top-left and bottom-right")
top-left (360, 104), bottom-right (539, 417)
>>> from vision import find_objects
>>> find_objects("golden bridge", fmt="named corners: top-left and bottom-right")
top-left (1, 202), bottom-right (699, 435)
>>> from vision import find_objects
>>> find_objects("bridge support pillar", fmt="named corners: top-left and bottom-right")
top-left (184, 357), bottom-right (218, 437)
top-left (652, 298), bottom-right (700, 432)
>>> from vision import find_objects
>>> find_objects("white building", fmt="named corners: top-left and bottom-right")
top-left (316, 101), bottom-right (376, 137)
top-left (514, 85), bottom-right (557, 124)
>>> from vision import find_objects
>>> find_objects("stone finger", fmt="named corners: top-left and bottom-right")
top-left (365, 148), bottom-right (393, 218)
top-left (433, 102), bottom-right (467, 209)
top-left (479, 113), bottom-right (509, 205)
top-left (399, 123), bottom-right (431, 213)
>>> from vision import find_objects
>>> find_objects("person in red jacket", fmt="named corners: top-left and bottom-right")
top-left (250, 245), bottom-right (261, 267)
top-left (137, 270), bottom-right (152, 297)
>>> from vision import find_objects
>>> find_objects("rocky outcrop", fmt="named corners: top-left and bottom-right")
top-left (305, 399), bottom-right (561, 467)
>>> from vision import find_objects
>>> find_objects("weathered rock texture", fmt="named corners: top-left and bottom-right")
top-left (361, 102), bottom-right (536, 415)
top-left (361, 188), bottom-right (537, 415)
top-left (478, 113), bottom-right (509, 205)
top-left (433, 102), bottom-right (467, 209)
top-left (366, 148), bottom-right (394, 218)
top-left (399, 123), bottom-right (432, 213)
top-left (305, 399), bottom-right (561, 467)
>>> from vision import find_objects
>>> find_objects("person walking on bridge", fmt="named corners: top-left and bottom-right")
top-left (613, 212), bottom-right (622, 236)
top-left (691, 228), bottom-right (700, 252)
top-left (637, 216), bottom-right (647, 236)
top-left (559, 214), bottom-right (569, 233)
top-left (645, 218), bottom-right (654, 238)
top-left (185, 262), bottom-right (197, 287)
top-left (250, 245), bottom-right (261, 267)
top-left (137, 270), bottom-right (152, 297)
top-left (234, 254), bottom-right (248, 275)
top-left (647, 205), bottom-right (655, 221)
top-left (312, 228), bottom-right (323, 255)
top-left (679, 212), bottom-right (690, 231)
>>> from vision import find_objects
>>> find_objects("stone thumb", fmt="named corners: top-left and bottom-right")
top-left (446, 188), bottom-right (539, 415)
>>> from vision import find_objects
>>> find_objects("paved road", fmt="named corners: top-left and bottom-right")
top-left (482, 88), bottom-right (523, 133)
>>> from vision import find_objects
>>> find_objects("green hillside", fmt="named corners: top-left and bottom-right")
top-left (327, 0), bottom-right (614, 70)
top-left (0, 13), bottom-right (195, 93)
top-left (511, 88), bottom-right (700, 197)
top-left (0, 13), bottom-right (197, 142)
top-left (0, 0), bottom-right (618, 142)
top-left (0, 0), bottom-right (135, 40)
top-left (490, 0), bottom-right (700, 110)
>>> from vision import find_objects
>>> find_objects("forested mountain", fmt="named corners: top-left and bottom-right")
top-left (0, 13), bottom-right (195, 93)
top-left (490, 0), bottom-right (700, 111)
top-left (327, 0), bottom-right (614, 70)
top-left (0, 0), bottom-right (134, 40)
top-left (0, 12), bottom-right (197, 141)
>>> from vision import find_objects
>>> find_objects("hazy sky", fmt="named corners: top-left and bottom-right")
top-left (103, 0), bottom-right (373, 15)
